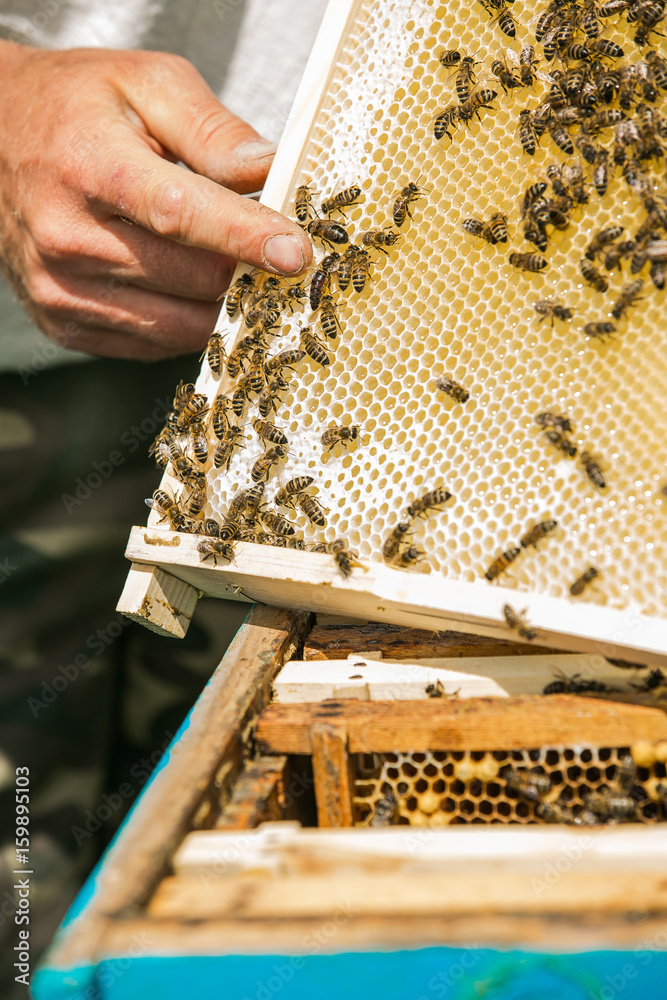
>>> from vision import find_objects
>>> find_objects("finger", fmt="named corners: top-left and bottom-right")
top-left (95, 129), bottom-right (312, 276)
top-left (47, 216), bottom-right (237, 300)
top-left (121, 53), bottom-right (276, 194)
top-left (31, 272), bottom-right (220, 355)
top-left (44, 324), bottom-right (191, 362)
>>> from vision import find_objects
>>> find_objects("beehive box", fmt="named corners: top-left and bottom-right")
top-left (34, 610), bottom-right (667, 1000)
top-left (119, 0), bottom-right (667, 667)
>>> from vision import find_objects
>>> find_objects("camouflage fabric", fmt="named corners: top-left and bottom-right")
top-left (0, 356), bottom-right (249, 998)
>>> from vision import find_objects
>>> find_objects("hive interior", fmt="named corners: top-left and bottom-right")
top-left (352, 746), bottom-right (667, 827)
top-left (181, 0), bottom-right (667, 623)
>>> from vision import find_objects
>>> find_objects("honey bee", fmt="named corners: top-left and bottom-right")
top-left (313, 537), bottom-right (362, 577)
top-left (610, 278), bottom-right (644, 318)
top-left (584, 321), bottom-right (615, 339)
top-left (581, 450), bottom-right (606, 489)
top-left (646, 49), bottom-right (667, 89)
top-left (395, 545), bottom-right (426, 569)
top-left (455, 55), bottom-right (478, 102)
top-left (162, 438), bottom-right (197, 482)
top-left (183, 481), bottom-right (206, 517)
top-left (509, 251), bottom-right (548, 271)
top-left (503, 603), bottom-right (537, 641)
top-left (197, 538), bottom-right (236, 564)
top-left (544, 427), bottom-right (578, 456)
top-left (224, 271), bottom-right (257, 319)
top-left (213, 425), bottom-right (245, 471)
top-left (227, 484), bottom-right (259, 523)
top-left (382, 521), bottom-right (413, 561)
top-left (535, 411), bottom-right (573, 433)
top-left (505, 768), bottom-right (551, 802)
top-left (579, 258), bottom-right (608, 292)
top-left (282, 281), bottom-right (307, 314)
top-left (547, 118), bottom-right (575, 155)
top-left (231, 384), bottom-right (250, 419)
top-left (369, 788), bottom-right (398, 828)
top-left (485, 546), bottom-right (521, 582)
top-left (439, 49), bottom-right (462, 67)
top-left (239, 483), bottom-right (266, 522)
top-left (535, 801), bottom-right (573, 823)
top-left (563, 161), bottom-right (588, 204)
top-left (351, 248), bottom-right (373, 292)
top-left (520, 519), bottom-right (558, 549)
top-left (307, 218), bottom-right (350, 250)
top-left (257, 376), bottom-right (290, 419)
top-left (260, 509), bottom-right (296, 536)
top-left (321, 184), bottom-right (362, 217)
top-left (435, 374), bottom-right (470, 403)
top-left (265, 348), bottom-right (306, 375)
top-left (433, 104), bottom-right (461, 141)
top-left (201, 330), bottom-right (224, 376)
top-left (425, 679), bottom-right (446, 698)
top-left (173, 382), bottom-right (195, 414)
top-left (300, 326), bottom-right (331, 367)
top-left (250, 445), bottom-right (287, 484)
top-left (592, 38), bottom-right (624, 58)
top-left (336, 247), bottom-right (356, 291)
top-left (585, 225), bottom-right (625, 260)
top-left (521, 44), bottom-right (540, 86)
top-left (392, 181), bottom-right (425, 228)
top-left (459, 87), bottom-right (498, 125)
top-left (216, 517), bottom-right (241, 541)
top-left (361, 228), bottom-right (402, 254)
top-left (309, 252), bottom-right (341, 309)
top-left (321, 423), bottom-right (360, 451)
top-left (199, 518), bottom-right (221, 538)
top-left (495, 6), bottom-right (516, 38)
top-left (295, 183), bottom-right (316, 224)
top-left (406, 487), bottom-right (452, 519)
top-left (591, 147), bottom-right (606, 196)
top-left (521, 181), bottom-right (548, 217)
top-left (298, 493), bottom-right (328, 526)
top-left (244, 295), bottom-right (281, 333)
top-left (145, 488), bottom-right (189, 531)
top-left (491, 58), bottom-right (522, 93)
top-left (543, 670), bottom-right (613, 695)
top-left (175, 392), bottom-right (208, 431)
top-left (586, 788), bottom-right (635, 821)
top-left (253, 418), bottom-right (289, 446)
top-left (187, 417), bottom-right (208, 465)
top-left (650, 259), bottom-right (666, 289)
top-left (274, 476), bottom-right (315, 506)
top-left (226, 336), bottom-right (256, 379)
top-left (318, 294), bottom-right (342, 340)
top-left (534, 299), bottom-right (573, 324)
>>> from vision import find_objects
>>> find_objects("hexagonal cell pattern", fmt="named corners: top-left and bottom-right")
top-left (352, 747), bottom-right (667, 826)
top-left (200, 0), bottom-right (667, 621)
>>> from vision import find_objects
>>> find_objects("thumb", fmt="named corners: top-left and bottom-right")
top-left (121, 52), bottom-right (277, 193)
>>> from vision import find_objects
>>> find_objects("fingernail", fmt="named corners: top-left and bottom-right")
top-left (263, 234), bottom-right (304, 275)
top-left (236, 140), bottom-right (277, 163)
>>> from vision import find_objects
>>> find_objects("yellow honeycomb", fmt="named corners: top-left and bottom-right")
top-left (352, 747), bottom-right (667, 826)
top-left (199, 0), bottom-right (667, 620)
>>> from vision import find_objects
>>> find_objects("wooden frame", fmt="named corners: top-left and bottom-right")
top-left (35, 606), bottom-right (667, 1000)
top-left (116, 0), bottom-right (667, 671)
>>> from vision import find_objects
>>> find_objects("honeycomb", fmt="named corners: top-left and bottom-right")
top-left (186, 0), bottom-right (667, 623)
top-left (352, 747), bottom-right (667, 827)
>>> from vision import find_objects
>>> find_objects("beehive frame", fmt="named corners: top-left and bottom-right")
top-left (119, 0), bottom-right (667, 667)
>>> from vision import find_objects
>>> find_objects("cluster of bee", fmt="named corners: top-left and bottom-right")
top-left (485, 517), bottom-right (558, 584)
top-left (146, 172), bottom-right (427, 576)
top-left (502, 753), bottom-right (652, 824)
top-left (434, 50), bottom-right (499, 141)
top-left (381, 487), bottom-right (452, 568)
top-left (534, 410), bottom-right (607, 490)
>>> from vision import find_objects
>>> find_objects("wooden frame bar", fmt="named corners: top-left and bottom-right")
top-left (255, 696), bottom-right (667, 755)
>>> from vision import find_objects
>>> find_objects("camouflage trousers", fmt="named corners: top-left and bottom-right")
top-left (0, 356), bottom-right (248, 998)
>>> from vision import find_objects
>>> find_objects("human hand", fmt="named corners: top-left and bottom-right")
top-left (0, 42), bottom-right (312, 360)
